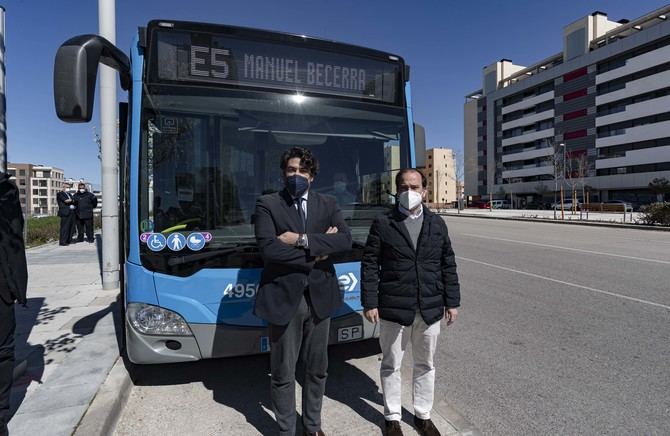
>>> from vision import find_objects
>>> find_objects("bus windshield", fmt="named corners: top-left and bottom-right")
top-left (139, 87), bottom-right (409, 273)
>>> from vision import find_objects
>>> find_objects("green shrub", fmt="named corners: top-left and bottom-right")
top-left (26, 216), bottom-right (60, 247)
top-left (638, 202), bottom-right (670, 226)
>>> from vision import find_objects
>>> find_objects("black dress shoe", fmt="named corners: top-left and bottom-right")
top-left (303, 430), bottom-right (325, 436)
top-left (59, 243), bottom-right (69, 246)
top-left (413, 416), bottom-right (441, 436)
top-left (385, 420), bottom-right (403, 436)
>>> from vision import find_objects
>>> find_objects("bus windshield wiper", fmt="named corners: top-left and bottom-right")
top-left (167, 242), bottom-right (257, 266)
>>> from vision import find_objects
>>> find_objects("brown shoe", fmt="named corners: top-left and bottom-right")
top-left (385, 420), bottom-right (404, 436)
top-left (413, 416), bottom-right (441, 436)
top-left (303, 430), bottom-right (325, 436)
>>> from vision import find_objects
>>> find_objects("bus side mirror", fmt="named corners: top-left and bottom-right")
top-left (54, 34), bottom-right (131, 123)
top-left (413, 122), bottom-right (426, 168)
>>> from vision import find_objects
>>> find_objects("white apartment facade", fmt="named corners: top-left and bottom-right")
top-left (464, 5), bottom-right (670, 207)
top-left (8, 163), bottom-right (65, 216)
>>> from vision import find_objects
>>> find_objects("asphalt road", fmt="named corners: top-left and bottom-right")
top-left (440, 216), bottom-right (670, 435)
top-left (114, 217), bottom-right (670, 435)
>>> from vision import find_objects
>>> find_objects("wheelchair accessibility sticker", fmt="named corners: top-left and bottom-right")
top-left (147, 233), bottom-right (166, 252)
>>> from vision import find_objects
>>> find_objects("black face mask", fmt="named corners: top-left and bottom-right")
top-left (286, 174), bottom-right (310, 197)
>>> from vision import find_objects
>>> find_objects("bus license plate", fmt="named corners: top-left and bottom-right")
top-left (337, 325), bottom-right (363, 342)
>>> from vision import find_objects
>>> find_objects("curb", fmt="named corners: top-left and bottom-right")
top-left (73, 357), bottom-right (132, 436)
top-left (434, 398), bottom-right (483, 436)
top-left (440, 212), bottom-right (670, 231)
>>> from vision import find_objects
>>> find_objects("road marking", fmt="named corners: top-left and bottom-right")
top-left (457, 256), bottom-right (670, 311)
top-left (462, 233), bottom-right (670, 265)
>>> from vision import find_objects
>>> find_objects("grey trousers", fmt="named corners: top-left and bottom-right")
top-left (269, 295), bottom-right (330, 436)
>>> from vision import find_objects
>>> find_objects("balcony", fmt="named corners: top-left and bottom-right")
top-left (502, 147), bottom-right (554, 163)
top-left (502, 128), bottom-right (554, 147)
top-left (502, 165), bottom-right (554, 179)
top-left (502, 109), bottom-right (555, 131)
top-left (595, 144), bottom-right (670, 169)
top-left (596, 120), bottom-right (670, 148)
top-left (501, 91), bottom-right (554, 115)
top-left (596, 44), bottom-right (670, 85)
top-left (596, 70), bottom-right (670, 106)
top-left (596, 94), bottom-right (670, 127)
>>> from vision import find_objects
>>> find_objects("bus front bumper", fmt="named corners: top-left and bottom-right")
top-left (126, 312), bottom-right (378, 364)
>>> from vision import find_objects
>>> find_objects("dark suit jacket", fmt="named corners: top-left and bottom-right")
top-left (254, 189), bottom-right (352, 325)
top-left (56, 191), bottom-right (74, 217)
top-left (0, 172), bottom-right (28, 305)
top-left (73, 191), bottom-right (98, 219)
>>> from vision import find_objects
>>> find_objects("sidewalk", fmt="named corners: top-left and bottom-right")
top-left (439, 208), bottom-right (655, 226)
top-left (7, 235), bottom-right (478, 436)
top-left (8, 234), bottom-right (121, 436)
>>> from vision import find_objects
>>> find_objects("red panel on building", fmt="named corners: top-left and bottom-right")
top-left (563, 129), bottom-right (587, 140)
top-left (563, 88), bottom-right (587, 102)
top-left (563, 108), bottom-right (587, 121)
top-left (563, 67), bottom-right (588, 82)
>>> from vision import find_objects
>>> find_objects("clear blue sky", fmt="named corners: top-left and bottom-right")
top-left (3, 0), bottom-right (666, 184)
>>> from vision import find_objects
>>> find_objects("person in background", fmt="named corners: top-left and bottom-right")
top-left (0, 172), bottom-right (28, 436)
top-left (73, 183), bottom-right (97, 243)
top-left (330, 172), bottom-right (356, 206)
top-left (56, 185), bottom-right (76, 246)
top-left (361, 168), bottom-right (460, 436)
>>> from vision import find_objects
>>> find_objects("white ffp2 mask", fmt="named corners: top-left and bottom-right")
top-left (399, 190), bottom-right (422, 210)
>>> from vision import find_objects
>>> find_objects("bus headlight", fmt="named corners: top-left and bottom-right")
top-left (127, 303), bottom-right (193, 336)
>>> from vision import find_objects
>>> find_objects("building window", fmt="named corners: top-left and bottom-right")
top-left (563, 67), bottom-right (587, 82)
top-left (564, 129), bottom-right (587, 140)
top-left (564, 109), bottom-right (587, 121)
top-left (19, 169), bottom-right (25, 176)
top-left (563, 88), bottom-right (587, 102)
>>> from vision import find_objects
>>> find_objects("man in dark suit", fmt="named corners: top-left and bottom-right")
top-left (0, 172), bottom-right (28, 436)
top-left (361, 169), bottom-right (460, 436)
top-left (254, 147), bottom-right (352, 436)
top-left (73, 183), bottom-right (97, 243)
top-left (56, 185), bottom-right (76, 246)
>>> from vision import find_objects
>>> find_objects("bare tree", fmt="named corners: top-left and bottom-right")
top-left (448, 150), bottom-right (466, 212)
top-left (564, 150), bottom-right (589, 214)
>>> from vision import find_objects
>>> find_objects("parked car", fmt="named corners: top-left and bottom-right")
top-left (488, 200), bottom-right (511, 209)
top-left (551, 199), bottom-right (582, 210)
top-left (469, 200), bottom-right (489, 209)
top-left (604, 200), bottom-right (633, 212)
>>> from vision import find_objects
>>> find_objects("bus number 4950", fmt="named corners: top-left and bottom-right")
top-left (223, 283), bottom-right (258, 299)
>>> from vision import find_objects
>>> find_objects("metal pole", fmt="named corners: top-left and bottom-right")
top-left (99, 0), bottom-right (119, 289)
top-left (553, 150), bottom-right (557, 220)
top-left (0, 6), bottom-right (6, 174)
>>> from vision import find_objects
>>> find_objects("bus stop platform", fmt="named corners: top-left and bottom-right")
top-left (8, 236), bottom-right (478, 436)
top-left (8, 235), bottom-right (121, 436)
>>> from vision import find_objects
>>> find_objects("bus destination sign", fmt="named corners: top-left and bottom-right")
top-left (154, 30), bottom-right (401, 103)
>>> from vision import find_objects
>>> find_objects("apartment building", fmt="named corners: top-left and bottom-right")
top-left (464, 5), bottom-right (670, 208)
top-left (420, 147), bottom-right (458, 206)
top-left (7, 163), bottom-right (65, 216)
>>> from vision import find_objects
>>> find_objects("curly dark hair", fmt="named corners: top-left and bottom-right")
top-left (280, 147), bottom-right (319, 177)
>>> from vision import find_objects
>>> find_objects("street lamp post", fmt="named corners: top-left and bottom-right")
top-left (553, 142), bottom-right (566, 220)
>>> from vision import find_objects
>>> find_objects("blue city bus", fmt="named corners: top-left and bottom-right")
top-left (54, 20), bottom-right (422, 364)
